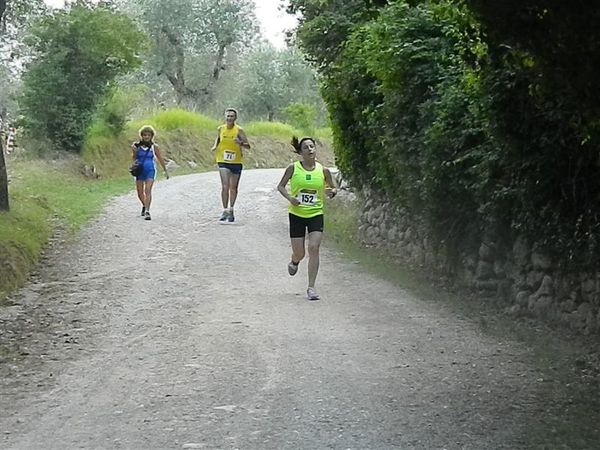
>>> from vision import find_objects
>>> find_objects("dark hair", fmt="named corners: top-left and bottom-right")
top-left (291, 136), bottom-right (315, 154)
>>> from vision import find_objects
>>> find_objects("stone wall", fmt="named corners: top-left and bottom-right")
top-left (356, 187), bottom-right (600, 334)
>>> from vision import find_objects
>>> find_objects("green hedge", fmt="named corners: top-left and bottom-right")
top-left (293, 0), bottom-right (600, 268)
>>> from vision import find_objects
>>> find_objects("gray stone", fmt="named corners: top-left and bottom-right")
top-left (497, 279), bottom-right (512, 300)
top-left (581, 277), bottom-right (596, 304)
top-left (577, 302), bottom-right (593, 317)
top-left (82, 164), bottom-right (98, 178)
top-left (516, 290), bottom-right (531, 306)
top-left (513, 235), bottom-right (530, 268)
top-left (166, 160), bottom-right (180, 170)
top-left (366, 209), bottom-right (375, 225)
top-left (568, 303), bottom-right (595, 332)
top-left (387, 226), bottom-right (398, 242)
top-left (479, 243), bottom-right (494, 262)
top-left (187, 160), bottom-right (198, 168)
top-left (463, 255), bottom-right (477, 270)
top-left (506, 304), bottom-right (523, 316)
top-left (476, 260), bottom-right (495, 280)
top-left (526, 271), bottom-right (544, 289)
top-left (531, 249), bottom-right (552, 271)
top-left (512, 272), bottom-right (528, 290)
top-left (475, 279), bottom-right (498, 292)
top-left (365, 226), bottom-right (379, 243)
top-left (560, 298), bottom-right (577, 313)
top-left (529, 295), bottom-right (555, 317)
top-left (535, 275), bottom-right (554, 298)
top-left (494, 260), bottom-right (507, 278)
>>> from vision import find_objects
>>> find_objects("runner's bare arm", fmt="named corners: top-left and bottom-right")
top-left (277, 164), bottom-right (300, 205)
top-left (211, 127), bottom-right (221, 151)
top-left (323, 167), bottom-right (338, 198)
top-left (154, 145), bottom-right (169, 176)
top-left (236, 128), bottom-right (251, 149)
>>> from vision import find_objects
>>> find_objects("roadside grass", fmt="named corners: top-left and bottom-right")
top-left (244, 121), bottom-right (302, 139)
top-left (324, 194), bottom-right (600, 449)
top-left (127, 107), bottom-right (220, 133)
top-left (0, 157), bottom-right (133, 300)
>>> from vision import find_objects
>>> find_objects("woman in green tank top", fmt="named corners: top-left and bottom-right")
top-left (277, 136), bottom-right (338, 300)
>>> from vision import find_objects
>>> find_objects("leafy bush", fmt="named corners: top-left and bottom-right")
top-left (282, 102), bottom-right (317, 134)
top-left (20, 4), bottom-right (147, 152)
top-left (293, 0), bottom-right (600, 268)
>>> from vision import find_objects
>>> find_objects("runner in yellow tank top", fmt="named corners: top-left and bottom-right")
top-left (277, 136), bottom-right (338, 300)
top-left (211, 108), bottom-right (250, 222)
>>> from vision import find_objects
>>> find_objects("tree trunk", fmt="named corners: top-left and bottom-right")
top-left (212, 45), bottom-right (226, 80)
top-left (159, 26), bottom-right (208, 106)
top-left (0, 136), bottom-right (9, 211)
top-left (0, 0), bottom-right (7, 24)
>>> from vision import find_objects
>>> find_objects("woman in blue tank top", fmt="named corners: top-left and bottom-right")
top-left (131, 125), bottom-right (169, 220)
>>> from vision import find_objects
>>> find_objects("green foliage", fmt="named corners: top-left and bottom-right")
top-left (209, 44), bottom-right (326, 125)
top-left (242, 121), bottom-right (302, 140)
top-left (465, 0), bottom-right (600, 265)
top-left (20, 4), bottom-right (147, 152)
top-left (295, 0), bottom-right (600, 268)
top-left (282, 102), bottom-right (317, 134)
top-left (124, 0), bottom-right (259, 106)
top-left (88, 86), bottom-right (146, 141)
top-left (128, 108), bottom-right (220, 133)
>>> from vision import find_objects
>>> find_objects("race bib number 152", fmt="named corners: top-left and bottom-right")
top-left (298, 190), bottom-right (318, 206)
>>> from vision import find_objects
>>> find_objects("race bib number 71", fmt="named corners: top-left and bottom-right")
top-left (223, 151), bottom-right (236, 161)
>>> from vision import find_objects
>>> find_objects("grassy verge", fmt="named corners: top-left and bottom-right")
top-left (0, 157), bottom-right (133, 300)
top-left (324, 194), bottom-right (600, 448)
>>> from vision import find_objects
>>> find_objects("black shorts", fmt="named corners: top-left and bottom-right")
top-left (289, 213), bottom-right (324, 238)
top-left (218, 162), bottom-right (243, 175)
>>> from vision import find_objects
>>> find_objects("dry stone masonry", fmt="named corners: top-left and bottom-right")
top-left (356, 187), bottom-right (600, 334)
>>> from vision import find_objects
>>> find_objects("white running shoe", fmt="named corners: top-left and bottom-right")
top-left (287, 261), bottom-right (299, 276)
top-left (306, 287), bottom-right (320, 301)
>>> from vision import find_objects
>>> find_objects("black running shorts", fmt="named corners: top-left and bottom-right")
top-left (289, 213), bottom-right (324, 238)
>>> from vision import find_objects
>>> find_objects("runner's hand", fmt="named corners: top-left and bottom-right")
top-left (290, 198), bottom-right (301, 206)
top-left (326, 187), bottom-right (337, 198)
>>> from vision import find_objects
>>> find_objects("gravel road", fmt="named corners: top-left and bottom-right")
top-left (0, 169), bottom-right (588, 449)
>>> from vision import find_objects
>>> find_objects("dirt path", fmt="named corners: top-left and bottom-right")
top-left (0, 169), bottom-right (596, 449)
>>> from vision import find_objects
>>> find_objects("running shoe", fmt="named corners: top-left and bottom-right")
top-left (227, 212), bottom-right (235, 223)
top-left (219, 210), bottom-right (229, 221)
top-left (306, 287), bottom-right (320, 301)
top-left (287, 261), bottom-right (299, 276)
top-left (145, 211), bottom-right (151, 221)
top-left (141, 206), bottom-right (146, 216)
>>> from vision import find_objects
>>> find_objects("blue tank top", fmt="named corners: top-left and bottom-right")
top-left (135, 144), bottom-right (155, 170)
